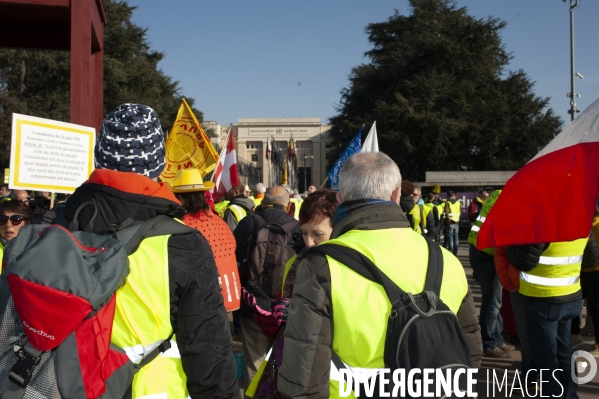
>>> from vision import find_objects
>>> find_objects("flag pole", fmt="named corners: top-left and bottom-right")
top-left (267, 133), bottom-right (271, 187)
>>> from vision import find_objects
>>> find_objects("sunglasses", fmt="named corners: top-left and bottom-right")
top-left (0, 215), bottom-right (26, 226)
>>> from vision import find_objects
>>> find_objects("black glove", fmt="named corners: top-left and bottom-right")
top-left (242, 281), bottom-right (274, 316)
top-left (506, 243), bottom-right (549, 272)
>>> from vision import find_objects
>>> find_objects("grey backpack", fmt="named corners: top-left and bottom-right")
top-left (0, 209), bottom-right (194, 399)
top-left (242, 215), bottom-right (297, 299)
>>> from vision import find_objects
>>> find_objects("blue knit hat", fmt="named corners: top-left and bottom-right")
top-left (95, 104), bottom-right (166, 179)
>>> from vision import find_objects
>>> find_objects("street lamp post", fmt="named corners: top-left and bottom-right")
top-left (566, 0), bottom-right (581, 121)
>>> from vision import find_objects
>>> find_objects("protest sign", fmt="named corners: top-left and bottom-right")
top-left (10, 114), bottom-right (95, 193)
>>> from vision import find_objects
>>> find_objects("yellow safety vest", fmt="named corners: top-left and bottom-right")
top-left (422, 203), bottom-right (435, 228)
top-left (447, 200), bottom-right (461, 223)
top-left (227, 204), bottom-right (248, 222)
top-left (253, 197), bottom-right (264, 208)
top-left (111, 234), bottom-right (188, 399)
top-left (435, 203), bottom-right (445, 223)
top-left (519, 239), bottom-right (586, 299)
top-left (408, 205), bottom-right (423, 234)
top-left (215, 200), bottom-right (230, 218)
top-left (325, 228), bottom-right (469, 398)
top-left (290, 198), bottom-right (302, 220)
top-left (467, 190), bottom-right (501, 256)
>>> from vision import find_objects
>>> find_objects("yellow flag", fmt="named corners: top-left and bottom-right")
top-left (160, 99), bottom-right (218, 184)
top-left (281, 161), bottom-right (288, 185)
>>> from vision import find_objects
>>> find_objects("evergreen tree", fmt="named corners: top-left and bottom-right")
top-left (0, 0), bottom-right (202, 168)
top-left (329, 0), bottom-right (563, 181)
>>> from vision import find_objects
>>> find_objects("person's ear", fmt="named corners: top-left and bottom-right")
top-left (390, 187), bottom-right (401, 205)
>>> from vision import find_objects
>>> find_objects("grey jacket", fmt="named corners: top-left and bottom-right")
top-left (223, 195), bottom-right (255, 232)
top-left (278, 203), bottom-right (482, 398)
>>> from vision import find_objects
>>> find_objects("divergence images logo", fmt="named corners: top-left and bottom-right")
top-left (571, 350), bottom-right (598, 385)
top-left (22, 320), bottom-right (55, 340)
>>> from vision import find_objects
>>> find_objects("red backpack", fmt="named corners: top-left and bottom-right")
top-left (0, 213), bottom-right (193, 399)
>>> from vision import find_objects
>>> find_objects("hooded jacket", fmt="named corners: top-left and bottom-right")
top-left (223, 195), bottom-right (256, 231)
top-left (63, 169), bottom-right (240, 399)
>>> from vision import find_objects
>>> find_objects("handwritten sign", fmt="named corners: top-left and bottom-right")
top-left (10, 114), bottom-right (95, 193)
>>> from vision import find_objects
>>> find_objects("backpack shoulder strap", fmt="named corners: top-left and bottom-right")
top-left (307, 244), bottom-right (404, 308)
top-left (253, 214), bottom-right (266, 229)
top-left (423, 236), bottom-right (444, 296)
top-left (282, 218), bottom-right (298, 232)
top-left (116, 215), bottom-right (197, 256)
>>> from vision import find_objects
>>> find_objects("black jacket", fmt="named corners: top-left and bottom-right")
top-left (64, 170), bottom-right (239, 399)
top-left (234, 204), bottom-right (303, 264)
top-left (278, 202), bottom-right (482, 398)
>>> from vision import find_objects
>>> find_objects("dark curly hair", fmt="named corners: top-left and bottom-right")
top-left (175, 191), bottom-right (210, 214)
top-left (299, 188), bottom-right (340, 226)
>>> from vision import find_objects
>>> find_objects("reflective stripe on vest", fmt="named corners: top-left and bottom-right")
top-left (519, 239), bottom-right (586, 298)
top-left (325, 228), bottom-right (468, 398)
top-left (227, 204), bottom-right (247, 222)
top-left (467, 190), bottom-right (501, 256)
top-left (112, 234), bottom-right (189, 399)
top-left (520, 273), bottom-right (580, 287)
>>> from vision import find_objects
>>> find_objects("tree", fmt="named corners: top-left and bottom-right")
top-left (328, 0), bottom-right (563, 181)
top-left (0, 0), bottom-right (203, 169)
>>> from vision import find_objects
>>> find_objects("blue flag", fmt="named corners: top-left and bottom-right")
top-left (328, 125), bottom-right (364, 191)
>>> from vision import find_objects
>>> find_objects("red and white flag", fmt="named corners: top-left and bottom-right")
top-left (477, 98), bottom-right (599, 249)
top-left (211, 127), bottom-right (239, 201)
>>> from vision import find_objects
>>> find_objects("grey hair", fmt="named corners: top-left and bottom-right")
top-left (281, 184), bottom-right (293, 195)
top-left (253, 182), bottom-right (266, 194)
top-left (339, 152), bottom-right (402, 201)
top-left (264, 190), bottom-right (290, 206)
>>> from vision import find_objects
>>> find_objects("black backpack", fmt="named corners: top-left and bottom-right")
top-left (240, 215), bottom-right (297, 299)
top-left (309, 237), bottom-right (473, 398)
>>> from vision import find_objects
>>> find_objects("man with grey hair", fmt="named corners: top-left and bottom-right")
top-left (252, 182), bottom-right (266, 208)
top-left (279, 152), bottom-right (481, 398)
top-left (234, 186), bottom-right (303, 391)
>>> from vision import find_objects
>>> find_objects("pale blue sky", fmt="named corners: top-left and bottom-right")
top-left (126, 0), bottom-right (598, 128)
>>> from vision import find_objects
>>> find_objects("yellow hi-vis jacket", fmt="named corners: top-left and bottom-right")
top-left (215, 200), bottom-right (230, 218)
top-left (324, 228), bottom-right (469, 398)
top-left (111, 234), bottom-right (189, 399)
top-left (447, 200), bottom-right (461, 223)
top-left (467, 190), bottom-right (501, 256)
top-left (290, 198), bottom-right (302, 220)
top-left (519, 239), bottom-right (586, 299)
top-left (408, 204), bottom-right (423, 234)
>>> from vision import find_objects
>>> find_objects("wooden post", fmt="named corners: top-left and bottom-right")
top-left (70, 0), bottom-right (92, 127)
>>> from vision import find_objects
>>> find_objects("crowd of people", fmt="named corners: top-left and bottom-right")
top-left (0, 102), bottom-right (596, 399)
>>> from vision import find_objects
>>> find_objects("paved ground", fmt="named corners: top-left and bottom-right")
top-left (231, 241), bottom-right (599, 398)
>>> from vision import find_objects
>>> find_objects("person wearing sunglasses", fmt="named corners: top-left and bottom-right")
top-left (0, 201), bottom-right (33, 243)
top-left (0, 201), bottom-right (33, 265)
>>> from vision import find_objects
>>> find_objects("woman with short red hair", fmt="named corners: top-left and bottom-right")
top-left (246, 188), bottom-right (340, 398)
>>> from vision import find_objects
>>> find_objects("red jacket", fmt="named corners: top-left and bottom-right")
top-left (494, 246), bottom-right (520, 292)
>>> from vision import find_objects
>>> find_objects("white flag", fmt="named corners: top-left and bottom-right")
top-left (360, 122), bottom-right (379, 152)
